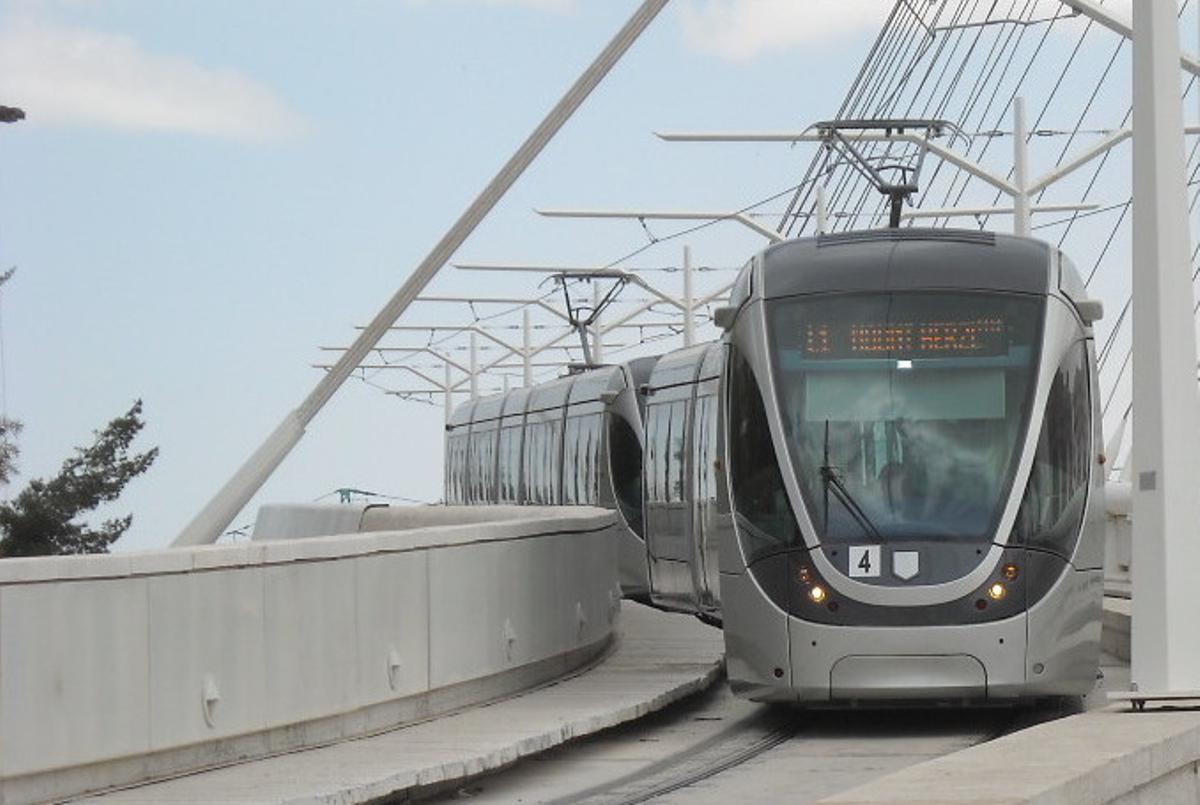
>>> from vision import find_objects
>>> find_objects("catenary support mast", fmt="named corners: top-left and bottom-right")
top-left (1128, 0), bottom-right (1200, 696)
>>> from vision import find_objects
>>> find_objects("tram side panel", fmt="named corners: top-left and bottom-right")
top-left (718, 324), bottom-right (796, 700)
top-left (1019, 299), bottom-right (1105, 697)
top-left (442, 366), bottom-right (653, 599)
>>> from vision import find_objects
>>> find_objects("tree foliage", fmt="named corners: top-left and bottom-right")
top-left (0, 415), bottom-right (21, 486)
top-left (0, 401), bottom-right (158, 557)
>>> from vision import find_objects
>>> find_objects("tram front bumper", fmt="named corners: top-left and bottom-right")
top-left (787, 614), bottom-right (1029, 703)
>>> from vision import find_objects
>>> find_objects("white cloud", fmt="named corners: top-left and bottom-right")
top-left (679, 0), bottom-right (893, 62)
top-left (0, 21), bottom-right (308, 141)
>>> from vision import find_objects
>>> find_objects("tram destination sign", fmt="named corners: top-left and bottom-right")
top-left (803, 317), bottom-right (1008, 359)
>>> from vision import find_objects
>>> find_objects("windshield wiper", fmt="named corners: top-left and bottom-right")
top-left (819, 420), bottom-right (883, 540)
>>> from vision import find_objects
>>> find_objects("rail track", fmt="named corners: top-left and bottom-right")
top-left (419, 676), bottom-right (1046, 805)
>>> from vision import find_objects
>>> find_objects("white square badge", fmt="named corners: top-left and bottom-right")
top-left (848, 545), bottom-right (881, 578)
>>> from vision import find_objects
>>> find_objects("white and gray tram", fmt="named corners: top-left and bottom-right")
top-left (444, 228), bottom-right (1106, 704)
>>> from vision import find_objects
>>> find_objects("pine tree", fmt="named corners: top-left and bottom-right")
top-left (0, 401), bottom-right (158, 557)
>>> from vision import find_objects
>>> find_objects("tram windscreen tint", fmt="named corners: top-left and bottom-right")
top-left (769, 292), bottom-right (1042, 542)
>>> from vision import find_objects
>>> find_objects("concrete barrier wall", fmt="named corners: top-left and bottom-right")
top-left (251, 503), bottom-right (569, 541)
top-left (0, 506), bottom-right (621, 804)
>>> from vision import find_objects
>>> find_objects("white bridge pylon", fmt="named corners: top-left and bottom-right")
top-left (1122, 0), bottom-right (1200, 702)
top-left (171, 0), bottom-right (671, 548)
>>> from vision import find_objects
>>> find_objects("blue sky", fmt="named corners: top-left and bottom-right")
top-left (0, 1), bottom-right (896, 550)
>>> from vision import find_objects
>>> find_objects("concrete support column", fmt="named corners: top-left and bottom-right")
top-left (1130, 0), bottom-right (1200, 694)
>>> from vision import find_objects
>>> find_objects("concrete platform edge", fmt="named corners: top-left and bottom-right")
top-left (816, 708), bottom-right (1200, 805)
top-left (281, 651), bottom-right (725, 805)
top-left (814, 598), bottom-right (1200, 805)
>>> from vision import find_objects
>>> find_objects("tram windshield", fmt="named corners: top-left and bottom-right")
top-left (769, 291), bottom-right (1043, 542)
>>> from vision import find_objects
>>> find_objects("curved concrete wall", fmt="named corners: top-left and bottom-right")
top-left (0, 506), bottom-right (621, 804)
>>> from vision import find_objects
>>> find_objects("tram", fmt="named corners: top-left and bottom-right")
top-left (444, 228), bottom-right (1106, 704)
top-left (443, 358), bottom-right (656, 598)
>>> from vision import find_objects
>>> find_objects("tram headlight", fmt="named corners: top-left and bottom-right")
top-left (1002, 563), bottom-right (1019, 581)
top-left (987, 582), bottom-right (1007, 601)
top-left (808, 585), bottom-right (827, 604)
top-left (797, 564), bottom-right (814, 584)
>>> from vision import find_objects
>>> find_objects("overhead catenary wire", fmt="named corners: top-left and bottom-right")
top-left (772, 0), bottom-right (1200, 443)
top-left (365, 0), bottom-right (1200, 442)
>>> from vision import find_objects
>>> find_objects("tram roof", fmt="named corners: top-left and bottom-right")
top-left (760, 228), bottom-right (1051, 299)
top-left (446, 363), bottom-right (633, 430)
top-left (647, 342), bottom-right (720, 391)
top-left (567, 364), bottom-right (626, 404)
top-left (446, 399), bottom-right (476, 429)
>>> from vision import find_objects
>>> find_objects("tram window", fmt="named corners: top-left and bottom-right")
top-left (647, 406), bottom-right (659, 502)
top-left (522, 420), bottom-right (543, 504)
top-left (563, 416), bottom-right (594, 505)
top-left (470, 430), bottom-right (487, 502)
top-left (454, 434), bottom-right (467, 503)
top-left (646, 404), bottom-right (669, 503)
top-left (448, 434), bottom-right (465, 503)
top-left (550, 420), bottom-right (563, 503)
top-left (666, 401), bottom-right (688, 503)
top-left (609, 413), bottom-right (644, 537)
top-left (536, 422), bottom-right (551, 503)
top-left (534, 421), bottom-right (551, 504)
top-left (545, 420), bottom-right (560, 504)
top-left (580, 414), bottom-right (596, 504)
top-left (1012, 340), bottom-right (1091, 555)
top-left (769, 291), bottom-right (1042, 543)
top-left (473, 433), bottom-right (482, 500)
top-left (584, 413), bottom-right (601, 504)
top-left (498, 425), bottom-right (521, 502)
top-left (646, 403), bottom-right (684, 503)
top-left (470, 427), bottom-right (497, 503)
top-left (695, 396), bottom-right (717, 504)
top-left (728, 347), bottom-right (802, 560)
top-left (563, 418), bottom-right (577, 504)
top-left (454, 435), bottom-right (464, 502)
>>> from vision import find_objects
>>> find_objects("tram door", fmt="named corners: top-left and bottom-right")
top-left (644, 383), bottom-right (700, 612)
top-left (690, 344), bottom-right (725, 614)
